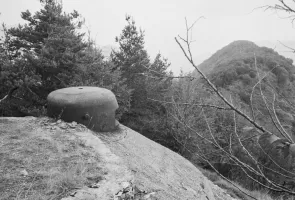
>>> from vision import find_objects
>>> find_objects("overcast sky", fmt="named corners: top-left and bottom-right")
top-left (1, 0), bottom-right (295, 74)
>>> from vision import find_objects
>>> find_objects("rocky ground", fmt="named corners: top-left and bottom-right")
top-left (0, 117), bottom-right (237, 200)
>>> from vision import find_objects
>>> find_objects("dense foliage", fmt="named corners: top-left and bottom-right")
top-left (0, 0), bottom-right (131, 117)
top-left (110, 16), bottom-right (178, 150)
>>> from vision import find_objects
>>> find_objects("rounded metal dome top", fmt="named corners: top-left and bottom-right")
top-left (47, 86), bottom-right (119, 132)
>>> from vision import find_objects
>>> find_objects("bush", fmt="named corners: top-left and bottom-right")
top-left (240, 74), bottom-right (252, 85)
top-left (239, 91), bottom-right (251, 104)
top-left (249, 71), bottom-right (256, 78)
top-left (236, 65), bottom-right (250, 75)
top-left (212, 69), bottom-right (238, 88)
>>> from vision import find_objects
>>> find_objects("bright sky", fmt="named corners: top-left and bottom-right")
top-left (1, 0), bottom-right (295, 74)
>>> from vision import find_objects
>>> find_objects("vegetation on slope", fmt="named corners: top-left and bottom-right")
top-left (167, 39), bottom-right (295, 199)
top-left (202, 40), bottom-right (295, 134)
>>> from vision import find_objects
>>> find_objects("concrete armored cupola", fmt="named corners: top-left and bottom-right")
top-left (47, 87), bottom-right (119, 132)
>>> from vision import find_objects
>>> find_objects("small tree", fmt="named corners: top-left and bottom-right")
top-left (0, 0), bottom-right (88, 114)
top-left (111, 16), bottom-right (174, 147)
top-left (7, 0), bottom-right (87, 90)
top-left (111, 15), bottom-right (150, 107)
top-left (79, 43), bottom-right (132, 118)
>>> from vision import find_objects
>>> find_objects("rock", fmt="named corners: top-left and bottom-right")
top-left (47, 87), bottom-right (119, 132)
top-left (20, 169), bottom-right (28, 176)
top-left (69, 121), bottom-right (77, 128)
top-left (121, 181), bottom-right (131, 188)
top-left (63, 189), bottom-right (97, 200)
top-left (2, 117), bottom-right (236, 200)
top-left (60, 122), bottom-right (68, 129)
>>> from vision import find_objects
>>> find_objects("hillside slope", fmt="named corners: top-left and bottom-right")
top-left (194, 40), bottom-right (295, 135)
top-left (197, 40), bottom-right (294, 76)
top-left (170, 40), bottom-right (295, 196)
top-left (0, 117), bottom-right (235, 200)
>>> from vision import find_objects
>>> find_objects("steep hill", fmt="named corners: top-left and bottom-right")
top-left (256, 40), bottom-right (295, 63)
top-left (168, 41), bottom-right (295, 198)
top-left (197, 40), bottom-right (294, 77)
top-left (194, 40), bottom-right (295, 134)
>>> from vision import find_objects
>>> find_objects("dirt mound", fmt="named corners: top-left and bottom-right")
top-left (0, 117), bottom-right (235, 200)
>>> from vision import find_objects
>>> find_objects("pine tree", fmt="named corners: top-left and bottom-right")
top-left (111, 16), bottom-right (173, 146)
top-left (1, 0), bottom-right (131, 117)
top-left (111, 15), bottom-right (150, 107)
top-left (80, 43), bottom-right (132, 119)
top-left (0, 0), bottom-right (87, 115)
top-left (146, 53), bottom-right (172, 101)
top-left (5, 0), bottom-right (87, 92)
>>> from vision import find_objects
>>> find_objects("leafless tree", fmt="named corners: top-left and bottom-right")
top-left (143, 10), bottom-right (295, 198)
top-left (170, 16), bottom-right (295, 198)
top-left (264, 0), bottom-right (295, 24)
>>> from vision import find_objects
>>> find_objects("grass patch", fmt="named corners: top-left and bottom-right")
top-left (0, 119), bottom-right (104, 200)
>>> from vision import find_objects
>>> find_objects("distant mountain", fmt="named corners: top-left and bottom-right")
top-left (256, 40), bottom-right (295, 63)
top-left (195, 40), bottom-right (295, 134)
top-left (195, 40), bottom-right (295, 80)
top-left (197, 40), bottom-right (287, 74)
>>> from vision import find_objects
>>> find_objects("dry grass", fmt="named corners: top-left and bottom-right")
top-left (0, 118), bottom-right (105, 200)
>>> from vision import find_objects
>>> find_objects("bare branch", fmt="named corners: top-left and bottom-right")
top-left (250, 63), bottom-right (278, 122)
top-left (175, 36), bottom-right (268, 135)
top-left (270, 89), bottom-right (294, 142)
top-left (254, 55), bottom-right (293, 142)
top-left (0, 87), bottom-right (19, 103)
top-left (173, 17), bottom-right (295, 194)
top-left (278, 40), bottom-right (295, 52)
top-left (147, 98), bottom-right (232, 110)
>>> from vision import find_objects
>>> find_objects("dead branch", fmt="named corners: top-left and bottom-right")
top-left (278, 40), bottom-right (295, 53)
top-left (174, 17), bottom-right (295, 194)
top-left (254, 56), bottom-right (293, 142)
top-left (139, 72), bottom-right (196, 81)
top-left (263, 0), bottom-right (295, 23)
top-left (195, 147), bottom-right (259, 200)
top-left (168, 122), bottom-right (258, 199)
top-left (147, 98), bottom-right (232, 110)
top-left (257, 141), bottom-right (295, 177)
top-left (0, 86), bottom-right (19, 103)
top-left (270, 89), bottom-right (293, 142)
top-left (250, 63), bottom-right (278, 122)
top-left (172, 107), bottom-right (295, 193)
top-left (174, 22), bottom-right (270, 135)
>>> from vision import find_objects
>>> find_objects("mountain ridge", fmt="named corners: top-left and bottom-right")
top-left (194, 39), bottom-right (295, 139)
top-left (197, 40), bottom-right (283, 75)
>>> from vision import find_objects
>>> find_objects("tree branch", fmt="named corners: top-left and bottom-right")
top-left (0, 86), bottom-right (19, 103)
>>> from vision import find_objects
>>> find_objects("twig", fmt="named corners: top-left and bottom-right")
top-left (174, 17), bottom-right (295, 194)
top-left (175, 37), bottom-right (268, 135)
top-left (0, 86), bottom-right (19, 103)
top-left (147, 98), bottom-right (232, 110)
